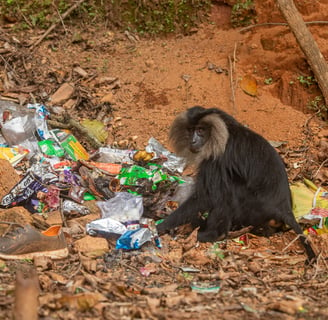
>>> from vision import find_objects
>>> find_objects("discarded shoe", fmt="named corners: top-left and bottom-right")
top-left (0, 223), bottom-right (68, 260)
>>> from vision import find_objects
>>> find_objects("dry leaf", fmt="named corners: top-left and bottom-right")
top-left (57, 292), bottom-right (107, 311)
top-left (240, 74), bottom-right (258, 96)
top-left (267, 300), bottom-right (305, 315)
top-left (183, 247), bottom-right (212, 266)
top-left (146, 296), bottom-right (161, 314)
top-left (46, 271), bottom-right (68, 285)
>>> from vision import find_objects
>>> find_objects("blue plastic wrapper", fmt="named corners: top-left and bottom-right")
top-left (116, 228), bottom-right (152, 250)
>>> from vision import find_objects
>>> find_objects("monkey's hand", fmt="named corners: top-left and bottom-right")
top-left (156, 220), bottom-right (170, 236)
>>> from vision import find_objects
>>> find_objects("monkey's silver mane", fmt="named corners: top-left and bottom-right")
top-left (169, 111), bottom-right (229, 166)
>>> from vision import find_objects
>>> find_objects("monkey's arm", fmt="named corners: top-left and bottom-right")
top-left (156, 194), bottom-right (207, 235)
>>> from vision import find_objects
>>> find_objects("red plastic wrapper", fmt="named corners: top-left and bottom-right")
top-left (81, 160), bottom-right (122, 175)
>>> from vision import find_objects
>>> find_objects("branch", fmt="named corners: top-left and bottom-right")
top-left (31, 0), bottom-right (85, 49)
top-left (239, 20), bottom-right (328, 33)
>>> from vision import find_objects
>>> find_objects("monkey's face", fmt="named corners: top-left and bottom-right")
top-left (188, 125), bottom-right (210, 153)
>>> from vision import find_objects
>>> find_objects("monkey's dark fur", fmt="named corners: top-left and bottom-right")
top-left (157, 106), bottom-right (316, 263)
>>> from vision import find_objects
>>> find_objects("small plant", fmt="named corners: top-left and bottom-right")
top-left (297, 75), bottom-right (316, 87)
top-left (0, 0), bottom-right (211, 34)
top-left (264, 77), bottom-right (273, 85)
top-left (307, 96), bottom-right (328, 120)
top-left (231, 0), bottom-right (257, 28)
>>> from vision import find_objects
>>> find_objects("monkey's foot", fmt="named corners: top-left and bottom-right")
top-left (197, 230), bottom-right (224, 242)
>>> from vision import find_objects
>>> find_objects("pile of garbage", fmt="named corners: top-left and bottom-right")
top-left (0, 100), bottom-right (192, 255)
top-left (0, 100), bottom-right (327, 259)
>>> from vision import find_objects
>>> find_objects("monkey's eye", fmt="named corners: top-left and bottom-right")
top-left (196, 127), bottom-right (205, 135)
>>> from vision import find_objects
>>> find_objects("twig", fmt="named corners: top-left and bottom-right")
top-left (227, 226), bottom-right (253, 239)
top-left (228, 54), bottom-right (237, 115)
top-left (68, 260), bottom-right (82, 279)
top-left (53, 2), bottom-right (68, 34)
top-left (239, 20), bottom-right (328, 33)
top-left (59, 198), bottom-right (68, 228)
top-left (282, 233), bottom-right (302, 252)
top-left (120, 261), bottom-right (140, 274)
top-left (47, 117), bottom-right (103, 149)
top-left (313, 158), bottom-right (328, 179)
top-left (19, 11), bottom-right (33, 29)
top-left (31, 0), bottom-right (85, 49)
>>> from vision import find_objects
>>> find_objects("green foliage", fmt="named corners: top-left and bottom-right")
top-left (0, 0), bottom-right (211, 34)
top-left (307, 96), bottom-right (328, 120)
top-left (112, 0), bottom-right (211, 35)
top-left (231, 0), bottom-right (256, 28)
top-left (208, 242), bottom-right (225, 260)
top-left (264, 77), bottom-right (273, 85)
top-left (297, 75), bottom-right (316, 87)
top-left (0, 0), bottom-right (69, 29)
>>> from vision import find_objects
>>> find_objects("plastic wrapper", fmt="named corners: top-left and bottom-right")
top-left (304, 217), bottom-right (328, 235)
top-left (118, 163), bottom-right (184, 195)
top-left (0, 102), bottom-right (50, 154)
top-left (116, 228), bottom-right (152, 250)
top-left (93, 147), bottom-right (135, 164)
top-left (27, 103), bottom-right (51, 140)
top-left (63, 199), bottom-right (90, 216)
top-left (118, 164), bottom-right (167, 187)
top-left (145, 137), bottom-right (186, 173)
top-left (97, 192), bottom-right (143, 222)
top-left (30, 162), bottom-right (58, 185)
top-left (38, 139), bottom-right (65, 157)
top-left (86, 217), bottom-right (127, 237)
top-left (140, 217), bottom-right (162, 248)
top-left (0, 146), bottom-right (29, 166)
top-left (0, 172), bottom-right (47, 207)
top-left (118, 165), bottom-right (153, 186)
top-left (80, 119), bottom-right (108, 144)
top-left (291, 179), bottom-right (328, 234)
top-left (191, 281), bottom-right (221, 293)
top-left (50, 129), bottom-right (89, 161)
top-left (0, 132), bottom-right (8, 146)
top-left (68, 185), bottom-right (88, 203)
top-left (80, 160), bottom-right (122, 175)
top-left (1, 112), bottom-right (38, 152)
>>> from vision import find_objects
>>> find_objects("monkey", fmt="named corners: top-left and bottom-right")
top-left (157, 106), bottom-right (316, 264)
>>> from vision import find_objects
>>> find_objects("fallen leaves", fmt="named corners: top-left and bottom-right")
top-left (240, 74), bottom-right (258, 97)
top-left (57, 292), bottom-right (107, 311)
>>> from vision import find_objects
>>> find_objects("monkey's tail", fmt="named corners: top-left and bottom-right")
top-left (283, 213), bottom-right (317, 265)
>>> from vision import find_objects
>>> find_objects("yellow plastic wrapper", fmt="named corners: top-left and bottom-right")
top-left (0, 147), bottom-right (29, 166)
top-left (290, 179), bottom-right (328, 235)
top-left (80, 119), bottom-right (108, 144)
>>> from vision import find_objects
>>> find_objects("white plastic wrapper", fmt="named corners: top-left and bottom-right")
top-left (96, 192), bottom-right (143, 222)
top-left (63, 200), bottom-right (90, 216)
top-left (94, 147), bottom-right (135, 164)
top-left (145, 137), bottom-right (186, 173)
top-left (86, 217), bottom-right (127, 237)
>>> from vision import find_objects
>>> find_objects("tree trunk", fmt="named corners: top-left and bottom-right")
top-left (276, 0), bottom-right (328, 106)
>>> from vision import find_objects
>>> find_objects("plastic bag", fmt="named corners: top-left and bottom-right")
top-left (96, 192), bottom-right (143, 222)
top-left (146, 137), bottom-right (186, 173)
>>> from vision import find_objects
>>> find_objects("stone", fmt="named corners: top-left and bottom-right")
top-left (50, 83), bottom-right (74, 105)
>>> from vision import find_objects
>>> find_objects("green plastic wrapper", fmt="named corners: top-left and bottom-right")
top-left (38, 139), bottom-right (65, 157)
